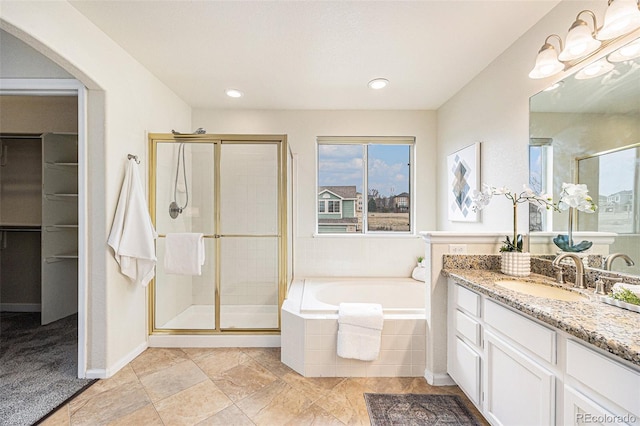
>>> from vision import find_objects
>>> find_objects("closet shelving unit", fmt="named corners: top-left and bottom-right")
top-left (0, 133), bottom-right (79, 323)
top-left (41, 133), bottom-right (79, 323)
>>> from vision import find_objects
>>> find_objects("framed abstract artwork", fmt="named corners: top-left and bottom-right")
top-left (447, 142), bottom-right (480, 222)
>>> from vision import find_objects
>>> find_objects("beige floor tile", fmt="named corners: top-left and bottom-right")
top-left (40, 404), bottom-right (70, 426)
top-left (281, 371), bottom-right (345, 403)
top-left (192, 348), bottom-right (252, 378)
top-left (139, 359), bottom-right (207, 402)
top-left (314, 379), bottom-right (370, 426)
top-left (130, 347), bottom-right (189, 378)
top-left (107, 403), bottom-right (163, 426)
top-left (211, 359), bottom-right (278, 402)
top-left (70, 380), bottom-right (151, 426)
top-left (196, 404), bottom-right (254, 426)
top-left (68, 365), bottom-right (137, 414)
top-left (236, 380), bottom-right (314, 425)
top-left (285, 403), bottom-right (345, 426)
top-left (155, 380), bottom-right (233, 425)
top-left (244, 347), bottom-right (294, 378)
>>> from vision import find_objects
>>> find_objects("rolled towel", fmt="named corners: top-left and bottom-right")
top-left (164, 233), bottom-right (205, 275)
top-left (337, 303), bottom-right (383, 361)
top-left (611, 283), bottom-right (640, 298)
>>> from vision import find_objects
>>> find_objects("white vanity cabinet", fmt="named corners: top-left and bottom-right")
top-left (483, 309), bottom-right (556, 426)
top-left (447, 283), bottom-right (482, 406)
top-left (447, 279), bottom-right (640, 426)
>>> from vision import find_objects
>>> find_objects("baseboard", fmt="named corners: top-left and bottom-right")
top-left (1, 303), bottom-right (41, 312)
top-left (85, 341), bottom-right (148, 379)
top-left (424, 369), bottom-right (455, 386)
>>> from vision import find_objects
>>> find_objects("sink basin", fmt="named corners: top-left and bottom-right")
top-left (495, 280), bottom-right (588, 302)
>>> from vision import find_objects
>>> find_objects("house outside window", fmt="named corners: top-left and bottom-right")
top-left (317, 136), bottom-right (414, 234)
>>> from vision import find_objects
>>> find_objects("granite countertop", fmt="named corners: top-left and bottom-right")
top-left (443, 268), bottom-right (640, 368)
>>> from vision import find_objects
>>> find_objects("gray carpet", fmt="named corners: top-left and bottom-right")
top-left (0, 313), bottom-right (96, 426)
top-left (365, 393), bottom-right (483, 426)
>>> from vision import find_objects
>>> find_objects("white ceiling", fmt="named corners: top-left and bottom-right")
top-left (70, 1), bottom-right (560, 110)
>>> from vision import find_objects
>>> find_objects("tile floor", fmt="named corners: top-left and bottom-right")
top-left (42, 347), bottom-right (487, 425)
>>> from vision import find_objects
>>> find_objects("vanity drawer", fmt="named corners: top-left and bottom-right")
top-left (455, 309), bottom-right (481, 347)
top-left (566, 340), bottom-right (640, 417)
top-left (484, 299), bottom-right (556, 364)
top-left (453, 284), bottom-right (480, 317)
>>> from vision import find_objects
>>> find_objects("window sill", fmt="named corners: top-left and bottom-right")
top-left (312, 232), bottom-right (420, 239)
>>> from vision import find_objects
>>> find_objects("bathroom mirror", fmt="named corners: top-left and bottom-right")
top-left (529, 36), bottom-right (640, 275)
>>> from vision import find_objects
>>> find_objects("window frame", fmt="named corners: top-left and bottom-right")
top-left (316, 136), bottom-right (415, 236)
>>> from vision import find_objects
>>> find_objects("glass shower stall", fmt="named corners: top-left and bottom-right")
top-left (148, 134), bottom-right (291, 333)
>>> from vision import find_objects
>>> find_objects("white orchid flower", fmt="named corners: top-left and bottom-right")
top-left (559, 183), bottom-right (597, 213)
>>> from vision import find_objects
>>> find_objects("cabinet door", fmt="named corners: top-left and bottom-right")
top-left (449, 336), bottom-right (481, 406)
top-left (484, 330), bottom-right (555, 426)
top-left (564, 386), bottom-right (624, 426)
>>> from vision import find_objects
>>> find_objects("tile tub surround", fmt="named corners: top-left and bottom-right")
top-left (281, 279), bottom-right (427, 378)
top-left (442, 268), bottom-right (640, 367)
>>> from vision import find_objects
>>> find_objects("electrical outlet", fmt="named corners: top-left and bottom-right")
top-left (449, 244), bottom-right (467, 254)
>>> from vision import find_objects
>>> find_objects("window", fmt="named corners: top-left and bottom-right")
top-left (317, 136), bottom-right (414, 234)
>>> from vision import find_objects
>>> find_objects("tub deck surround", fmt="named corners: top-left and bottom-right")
top-left (442, 268), bottom-right (640, 367)
top-left (281, 278), bottom-right (427, 378)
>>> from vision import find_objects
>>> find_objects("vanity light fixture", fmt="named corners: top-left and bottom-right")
top-left (529, 0), bottom-right (640, 79)
top-left (225, 88), bottom-right (244, 98)
top-left (574, 57), bottom-right (615, 79)
top-left (368, 78), bottom-right (389, 90)
top-left (558, 11), bottom-right (601, 61)
top-left (529, 35), bottom-right (565, 79)
top-left (608, 36), bottom-right (640, 61)
top-left (597, 0), bottom-right (640, 40)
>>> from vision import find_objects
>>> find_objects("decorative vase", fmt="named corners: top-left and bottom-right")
top-left (501, 252), bottom-right (531, 277)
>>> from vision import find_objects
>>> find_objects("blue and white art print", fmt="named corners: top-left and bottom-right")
top-left (447, 143), bottom-right (480, 222)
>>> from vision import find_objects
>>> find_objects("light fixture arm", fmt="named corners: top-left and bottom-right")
top-left (574, 10), bottom-right (599, 37)
top-left (542, 34), bottom-right (563, 53)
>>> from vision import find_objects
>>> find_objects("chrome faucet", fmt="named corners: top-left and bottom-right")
top-left (552, 253), bottom-right (586, 289)
top-left (603, 253), bottom-right (635, 271)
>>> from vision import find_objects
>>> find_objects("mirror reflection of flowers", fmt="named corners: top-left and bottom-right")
top-left (472, 184), bottom-right (558, 252)
top-left (553, 183), bottom-right (597, 252)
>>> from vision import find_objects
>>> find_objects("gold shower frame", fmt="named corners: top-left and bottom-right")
top-left (147, 133), bottom-right (289, 335)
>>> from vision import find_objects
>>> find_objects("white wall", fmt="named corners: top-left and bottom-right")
top-left (1, 2), bottom-right (191, 375)
top-left (437, 1), bottom-right (606, 235)
top-left (193, 109), bottom-right (437, 277)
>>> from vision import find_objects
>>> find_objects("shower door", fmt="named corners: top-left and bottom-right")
top-left (152, 140), bottom-right (216, 330)
top-left (218, 141), bottom-right (280, 329)
top-left (149, 134), bottom-right (286, 334)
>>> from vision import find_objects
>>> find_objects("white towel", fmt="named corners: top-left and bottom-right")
top-left (337, 303), bottom-right (384, 361)
top-left (107, 158), bottom-right (158, 286)
top-left (612, 282), bottom-right (640, 298)
top-left (164, 233), bottom-right (205, 275)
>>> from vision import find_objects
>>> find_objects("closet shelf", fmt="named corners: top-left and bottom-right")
top-left (44, 193), bottom-right (78, 201)
top-left (0, 225), bottom-right (41, 232)
top-left (45, 253), bottom-right (78, 263)
top-left (44, 225), bottom-right (78, 232)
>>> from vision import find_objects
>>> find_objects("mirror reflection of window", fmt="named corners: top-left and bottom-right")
top-left (578, 145), bottom-right (639, 234)
top-left (529, 140), bottom-right (553, 232)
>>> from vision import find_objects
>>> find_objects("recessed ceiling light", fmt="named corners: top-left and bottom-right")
top-left (368, 78), bottom-right (389, 90)
top-left (225, 88), bottom-right (244, 98)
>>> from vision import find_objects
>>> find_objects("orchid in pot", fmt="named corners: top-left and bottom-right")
top-left (553, 183), bottom-right (597, 252)
top-left (472, 184), bottom-right (558, 276)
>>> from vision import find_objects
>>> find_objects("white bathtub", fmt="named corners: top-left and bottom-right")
top-left (281, 277), bottom-right (426, 378)
top-left (301, 277), bottom-right (425, 314)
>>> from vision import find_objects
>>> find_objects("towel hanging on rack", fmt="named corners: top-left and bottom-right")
top-left (108, 157), bottom-right (157, 286)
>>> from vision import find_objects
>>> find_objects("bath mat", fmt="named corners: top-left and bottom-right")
top-left (364, 393), bottom-right (483, 426)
